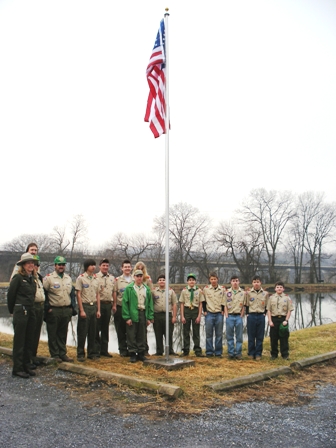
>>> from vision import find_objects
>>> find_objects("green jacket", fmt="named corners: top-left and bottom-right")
top-left (7, 273), bottom-right (37, 314)
top-left (122, 282), bottom-right (154, 322)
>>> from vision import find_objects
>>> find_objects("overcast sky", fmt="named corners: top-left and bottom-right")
top-left (1, 0), bottom-right (335, 250)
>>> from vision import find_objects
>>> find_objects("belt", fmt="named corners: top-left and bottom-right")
top-left (229, 313), bottom-right (241, 316)
top-left (83, 302), bottom-right (95, 306)
top-left (250, 312), bottom-right (264, 315)
top-left (274, 315), bottom-right (285, 318)
top-left (100, 301), bottom-right (112, 304)
top-left (34, 302), bottom-right (45, 306)
top-left (51, 305), bottom-right (71, 308)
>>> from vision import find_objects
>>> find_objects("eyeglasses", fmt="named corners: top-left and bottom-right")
top-left (57, 264), bottom-right (66, 266)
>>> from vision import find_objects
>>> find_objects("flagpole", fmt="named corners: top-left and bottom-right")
top-left (164, 8), bottom-right (170, 361)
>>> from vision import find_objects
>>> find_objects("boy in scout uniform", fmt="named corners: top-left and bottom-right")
top-left (179, 273), bottom-right (204, 357)
top-left (43, 256), bottom-right (74, 362)
top-left (153, 274), bottom-right (177, 356)
top-left (122, 270), bottom-right (154, 363)
top-left (202, 272), bottom-right (225, 357)
top-left (224, 275), bottom-right (245, 359)
top-left (95, 258), bottom-right (115, 357)
top-left (113, 259), bottom-right (132, 357)
top-left (75, 259), bottom-right (100, 362)
top-left (267, 281), bottom-right (294, 360)
top-left (245, 275), bottom-right (268, 360)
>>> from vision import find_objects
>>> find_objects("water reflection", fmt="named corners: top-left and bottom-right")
top-left (0, 293), bottom-right (335, 354)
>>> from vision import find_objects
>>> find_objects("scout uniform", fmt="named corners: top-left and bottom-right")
top-left (224, 287), bottom-right (245, 358)
top-left (43, 270), bottom-right (73, 360)
top-left (31, 272), bottom-right (45, 362)
top-left (113, 275), bottom-right (132, 356)
top-left (75, 272), bottom-right (99, 359)
top-left (152, 286), bottom-right (177, 355)
top-left (245, 288), bottom-right (268, 359)
top-left (122, 282), bottom-right (154, 359)
top-left (95, 271), bottom-right (115, 356)
top-left (179, 286), bottom-right (204, 356)
top-left (267, 293), bottom-right (294, 359)
top-left (202, 285), bottom-right (225, 356)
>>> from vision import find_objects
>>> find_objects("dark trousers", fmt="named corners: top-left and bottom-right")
top-left (247, 313), bottom-right (265, 358)
top-left (31, 301), bottom-right (44, 359)
top-left (77, 304), bottom-right (97, 358)
top-left (153, 312), bottom-right (174, 355)
top-left (270, 316), bottom-right (289, 358)
top-left (114, 305), bottom-right (128, 355)
top-left (182, 307), bottom-right (201, 355)
top-left (95, 302), bottom-right (112, 354)
top-left (126, 310), bottom-right (146, 355)
top-left (12, 305), bottom-right (36, 373)
top-left (46, 306), bottom-right (72, 358)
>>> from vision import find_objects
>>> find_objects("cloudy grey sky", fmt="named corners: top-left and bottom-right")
top-left (0, 0), bottom-right (335, 249)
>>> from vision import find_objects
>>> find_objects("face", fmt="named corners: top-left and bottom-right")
top-left (209, 276), bottom-right (218, 288)
top-left (187, 278), bottom-right (196, 288)
top-left (231, 278), bottom-right (240, 289)
top-left (275, 285), bottom-right (284, 294)
top-left (28, 246), bottom-right (38, 255)
top-left (55, 263), bottom-right (66, 274)
top-left (100, 263), bottom-right (109, 274)
top-left (122, 263), bottom-right (132, 276)
top-left (134, 274), bottom-right (143, 286)
top-left (87, 264), bottom-right (96, 275)
top-left (252, 279), bottom-right (262, 290)
top-left (33, 264), bottom-right (40, 273)
top-left (158, 278), bottom-right (165, 289)
top-left (23, 261), bottom-right (35, 274)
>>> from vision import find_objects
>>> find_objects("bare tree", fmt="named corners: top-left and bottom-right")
top-left (50, 226), bottom-right (70, 254)
top-left (2, 233), bottom-right (54, 253)
top-left (68, 215), bottom-right (88, 278)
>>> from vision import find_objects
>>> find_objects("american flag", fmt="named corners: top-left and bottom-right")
top-left (144, 20), bottom-right (166, 138)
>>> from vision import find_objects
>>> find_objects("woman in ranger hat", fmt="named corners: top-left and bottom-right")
top-left (7, 253), bottom-right (39, 378)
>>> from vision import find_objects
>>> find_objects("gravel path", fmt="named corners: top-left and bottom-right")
top-left (0, 357), bottom-right (335, 448)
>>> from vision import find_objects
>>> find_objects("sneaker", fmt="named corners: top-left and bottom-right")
top-left (129, 355), bottom-right (137, 363)
top-left (215, 354), bottom-right (223, 358)
top-left (236, 355), bottom-right (242, 360)
top-left (206, 354), bottom-right (214, 358)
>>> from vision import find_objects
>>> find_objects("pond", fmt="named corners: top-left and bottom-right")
top-left (0, 292), bottom-right (335, 354)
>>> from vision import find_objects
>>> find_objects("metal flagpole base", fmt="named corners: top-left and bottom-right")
top-left (143, 356), bottom-right (195, 371)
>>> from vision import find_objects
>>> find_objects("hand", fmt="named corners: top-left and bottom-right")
top-left (195, 316), bottom-right (201, 324)
top-left (80, 310), bottom-right (86, 318)
top-left (181, 317), bottom-right (186, 324)
top-left (48, 309), bottom-right (53, 313)
top-left (112, 306), bottom-right (117, 315)
top-left (96, 311), bottom-right (101, 319)
top-left (204, 312), bottom-right (207, 316)
top-left (171, 317), bottom-right (176, 324)
top-left (126, 319), bottom-right (132, 326)
top-left (146, 320), bottom-right (151, 327)
top-left (283, 320), bottom-right (288, 325)
top-left (269, 321), bottom-right (274, 327)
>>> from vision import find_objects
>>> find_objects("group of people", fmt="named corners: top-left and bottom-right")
top-left (7, 242), bottom-right (294, 378)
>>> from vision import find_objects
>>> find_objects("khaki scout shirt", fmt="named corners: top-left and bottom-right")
top-left (96, 271), bottom-right (115, 303)
top-left (179, 286), bottom-right (204, 309)
top-left (75, 272), bottom-right (99, 304)
top-left (267, 293), bottom-right (294, 316)
top-left (203, 285), bottom-right (225, 313)
top-left (43, 271), bottom-right (72, 307)
top-left (153, 287), bottom-right (177, 313)
top-left (245, 288), bottom-right (268, 313)
top-left (224, 287), bottom-right (245, 314)
top-left (114, 275), bottom-right (132, 306)
top-left (35, 276), bottom-right (45, 303)
top-left (134, 284), bottom-right (146, 310)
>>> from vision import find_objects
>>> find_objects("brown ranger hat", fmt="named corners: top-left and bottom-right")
top-left (17, 253), bottom-right (37, 266)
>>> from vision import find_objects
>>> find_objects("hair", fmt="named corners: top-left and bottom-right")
top-left (26, 242), bottom-right (38, 252)
top-left (84, 259), bottom-right (96, 272)
top-left (133, 261), bottom-right (150, 282)
top-left (99, 258), bottom-right (109, 265)
top-left (157, 273), bottom-right (165, 281)
top-left (18, 265), bottom-right (37, 279)
top-left (275, 281), bottom-right (285, 288)
top-left (230, 275), bottom-right (239, 281)
top-left (209, 272), bottom-right (218, 279)
top-left (122, 259), bottom-right (131, 267)
top-left (252, 275), bottom-right (262, 282)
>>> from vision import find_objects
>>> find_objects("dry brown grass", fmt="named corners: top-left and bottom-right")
top-left (1, 323), bottom-right (336, 417)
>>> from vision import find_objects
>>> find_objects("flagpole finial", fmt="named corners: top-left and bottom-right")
top-left (165, 7), bottom-right (169, 16)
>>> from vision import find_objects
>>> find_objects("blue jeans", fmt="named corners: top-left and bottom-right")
top-left (205, 312), bottom-right (224, 355)
top-left (247, 313), bottom-right (265, 357)
top-left (226, 315), bottom-right (243, 357)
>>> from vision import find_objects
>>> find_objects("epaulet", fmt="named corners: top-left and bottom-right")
top-left (80, 274), bottom-right (84, 277)
top-left (169, 287), bottom-right (173, 290)
top-left (93, 274), bottom-right (97, 278)
top-left (116, 276), bottom-right (119, 280)
top-left (183, 287), bottom-right (187, 290)
top-left (47, 273), bottom-right (51, 277)
top-left (204, 285), bottom-right (209, 288)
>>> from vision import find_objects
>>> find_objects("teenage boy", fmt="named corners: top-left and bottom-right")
top-left (267, 281), bottom-right (294, 360)
top-left (202, 272), bottom-right (226, 357)
top-left (122, 270), bottom-right (154, 363)
top-left (245, 275), bottom-right (268, 360)
top-left (113, 259), bottom-right (132, 357)
top-left (224, 275), bottom-right (245, 360)
top-left (152, 274), bottom-right (177, 356)
top-left (95, 258), bottom-right (115, 357)
top-left (179, 273), bottom-right (204, 357)
top-left (75, 259), bottom-right (100, 362)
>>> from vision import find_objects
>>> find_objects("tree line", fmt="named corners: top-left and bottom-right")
top-left (2, 189), bottom-right (336, 284)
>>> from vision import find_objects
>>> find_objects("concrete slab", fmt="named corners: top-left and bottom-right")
top-left (143, 357), bottom-right (195, 371)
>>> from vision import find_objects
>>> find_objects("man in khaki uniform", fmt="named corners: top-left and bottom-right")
top-left (202, 272), bottom-right (226, 358)
top-left (43, 256), bottom-right (74, 362)
top-left (179, 273), bottom-right (204, 357)
top-left (75, 259), bottom-right (100, 361)
top-left (245, 275), bottom-right (268, 360)
top-left (113, 259), bottom-right (132, 357)
top-left (224, 276), bottom-right (245, 359)
top-left (267, 281), bottom-right (294, 360)
top-left (153, 274), bottom-right (177, 356)
top-left (95, 258), bottom-right (115, 357)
